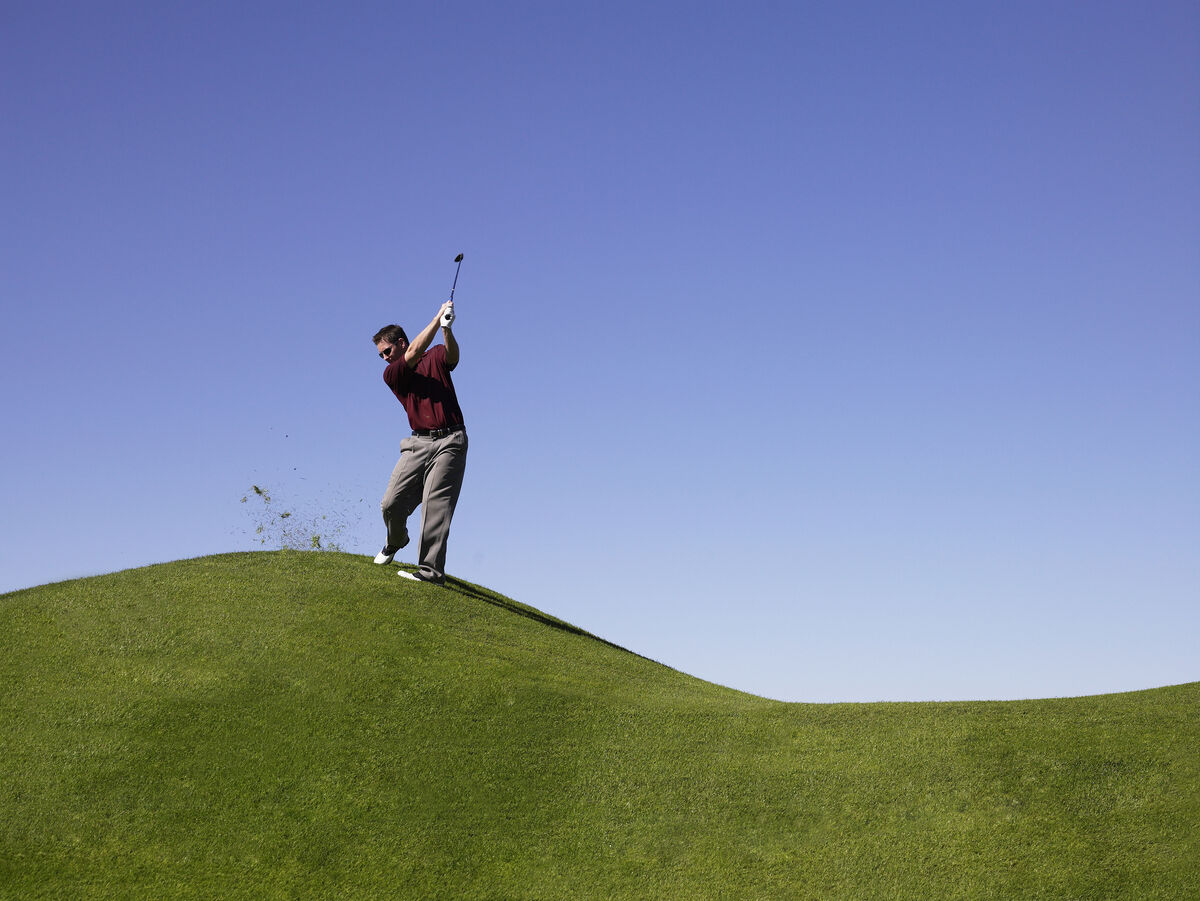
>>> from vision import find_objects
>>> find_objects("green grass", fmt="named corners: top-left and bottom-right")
top-left (1, 552), bottom-right (1196, 899)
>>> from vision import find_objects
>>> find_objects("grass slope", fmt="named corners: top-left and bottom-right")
top-left (1, 552), bottom-right (1196, 899)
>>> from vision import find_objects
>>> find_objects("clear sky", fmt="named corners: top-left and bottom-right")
top-left (3, 1), bottom-right (1197, 702)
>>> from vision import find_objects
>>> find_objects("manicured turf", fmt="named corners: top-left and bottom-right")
top-left (1, 552), bottom-right (1196, 899)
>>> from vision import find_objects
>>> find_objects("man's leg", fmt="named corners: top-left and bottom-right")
top-left (415, 430), bottom-right (468, 581)
top-left (381, 437), bottom-right (426, 555)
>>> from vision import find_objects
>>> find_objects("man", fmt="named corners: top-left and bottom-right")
top-left (372, 299), bottom-right (467, 584)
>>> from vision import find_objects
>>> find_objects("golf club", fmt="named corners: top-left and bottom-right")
top-left (449, 253), bottom-right (464, 303)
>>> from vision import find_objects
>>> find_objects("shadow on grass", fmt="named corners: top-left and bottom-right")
top-left (441, 576), bottom-right (646, 660)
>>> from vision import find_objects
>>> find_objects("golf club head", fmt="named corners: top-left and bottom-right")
top-left (454, 253), bottom-right (464, 263)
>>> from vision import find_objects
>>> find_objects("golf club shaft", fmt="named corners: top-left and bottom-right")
top-left (449, 254), bottom-right (464, 302)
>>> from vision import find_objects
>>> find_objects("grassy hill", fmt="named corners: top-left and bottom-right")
top-left (1, 552), bottom-right (1196, 899)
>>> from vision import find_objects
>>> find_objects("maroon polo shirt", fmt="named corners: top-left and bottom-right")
top-left (382, 344), bottom-right (464, 432)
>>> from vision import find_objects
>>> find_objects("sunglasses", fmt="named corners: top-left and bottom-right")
top-left (379, 345), bottom-right (398, 360)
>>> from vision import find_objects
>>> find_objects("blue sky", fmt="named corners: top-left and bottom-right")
top-left (3, 1), bottom-right (1197, 702)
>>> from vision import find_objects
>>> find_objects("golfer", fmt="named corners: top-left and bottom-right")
top-left (372, 300), bottom-right (467, 584)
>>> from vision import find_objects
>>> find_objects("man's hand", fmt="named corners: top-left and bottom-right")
top-left (440, 301), bottom-right (455, 329)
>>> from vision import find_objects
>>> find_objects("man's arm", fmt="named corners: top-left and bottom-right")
top-left (404, 301), bottom-right (454, 368)
top-left (442, 315), bottom-right (459, 369)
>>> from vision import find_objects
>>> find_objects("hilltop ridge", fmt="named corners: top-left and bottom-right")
top-left (2, 552), bottom-right (1196, 899)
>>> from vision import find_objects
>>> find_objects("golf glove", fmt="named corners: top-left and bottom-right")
top-left (441, 304), bottom-right (455, 328)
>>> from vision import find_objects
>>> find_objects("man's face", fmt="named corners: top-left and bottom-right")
top-left (377, 340), bottom-right (404, 364)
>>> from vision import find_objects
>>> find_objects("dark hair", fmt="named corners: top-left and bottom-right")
top-left (372, 324), bottom-right (408, 346)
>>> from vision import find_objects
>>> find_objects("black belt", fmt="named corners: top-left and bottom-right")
top-left (412, 424), bottom-right (464, 439)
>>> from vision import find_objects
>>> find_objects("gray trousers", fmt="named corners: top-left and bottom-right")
top-left (381, 429), bottom-right (468, 581)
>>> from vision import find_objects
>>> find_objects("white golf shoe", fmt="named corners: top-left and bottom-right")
top-left (398, 570), bottom-right (444, 586)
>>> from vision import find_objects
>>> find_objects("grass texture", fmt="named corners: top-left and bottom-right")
top-left (1, 552), bottom-right (1196, 899)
